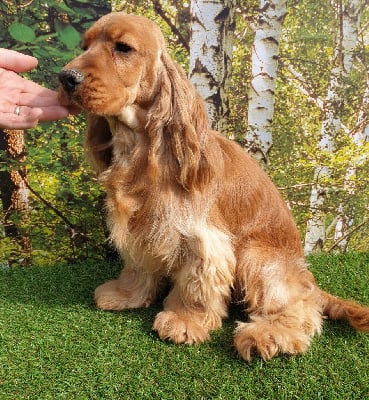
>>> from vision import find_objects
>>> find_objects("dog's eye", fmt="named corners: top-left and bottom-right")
top-left (114, 42), bottom-right (132, 53)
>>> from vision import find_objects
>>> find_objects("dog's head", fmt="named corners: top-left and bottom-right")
top-left (58, 13), bottom-right (165, 116)
top-left (59, 12), bottom-right (214, 191)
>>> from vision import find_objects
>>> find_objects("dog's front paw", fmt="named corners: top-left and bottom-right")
top-left (152, 310), bottom-right (210, 344)
top-left (94, 279), bottom-right (150, 311)
top-left (94, 280), bottom-right (129, 310)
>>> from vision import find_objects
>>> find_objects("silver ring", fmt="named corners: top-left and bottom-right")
top-left (14, 106), bottom-right (20, 116)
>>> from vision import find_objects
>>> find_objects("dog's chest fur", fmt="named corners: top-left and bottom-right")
top-left (105, 179), bottom-right (204, 274)
top-left (101, 123), bottom-right (192, 273)
top-left (101, 118), bottom-right (235, 277)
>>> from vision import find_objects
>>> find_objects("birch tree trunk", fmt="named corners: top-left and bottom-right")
top-left (244, 0), bottom-right (287, 165)
top-left (189, 0), bottom-right (235, 133)
top-left (304, 0), bottom-right (363, 254)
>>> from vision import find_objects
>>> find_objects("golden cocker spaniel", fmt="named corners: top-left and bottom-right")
top-left (59, 12), bottom-right (369, 360)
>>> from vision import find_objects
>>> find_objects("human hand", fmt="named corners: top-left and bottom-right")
top-left (0, 49), bottom-right (77, 130)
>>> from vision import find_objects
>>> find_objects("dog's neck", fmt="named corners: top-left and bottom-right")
top-left (117, 104), bottom-right (148, 131)
top-left (107, 104), bottom-right (148, 166)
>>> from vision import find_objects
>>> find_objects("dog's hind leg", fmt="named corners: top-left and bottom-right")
top-left (233, 245), bottom-right (323, 361)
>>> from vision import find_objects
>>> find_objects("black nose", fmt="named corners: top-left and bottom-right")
top-left (59, 69), bottom-right (85, 93)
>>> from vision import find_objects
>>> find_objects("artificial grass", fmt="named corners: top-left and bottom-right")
top-left (0, 253), bottom-right (369, 399)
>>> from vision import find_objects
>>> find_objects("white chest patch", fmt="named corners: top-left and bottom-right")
top-left (118, 105), bottom-right (139, 129)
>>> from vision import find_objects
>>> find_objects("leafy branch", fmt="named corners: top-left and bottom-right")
top-left (152, 0), bottom-right (189, 52)
top-left (22, 176), bottom-right (87, 243)
top-left (327, 217), bottom-right (369, 253)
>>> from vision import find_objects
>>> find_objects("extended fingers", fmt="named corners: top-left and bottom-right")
top-left (17, 90), bottom-right (79, 121)
top-left (0, 104), bottom-right (72, 129)
top-left (0, 57), bottom-right (79, 128)
top-left (0, 49), bottom-right (38, 72)
top-left (0, 68), bottom-right (59, 102)
top-left (20, 89), bottom-right (64, 108)
top-left (37, 105), bottom-right (70, 122)
top-left (0, 107), bottom-right (43, 130)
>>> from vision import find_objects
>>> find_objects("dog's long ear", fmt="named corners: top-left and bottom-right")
top-left (85, 114), bottom-right (112, 174)
top-left (146, 51), bottom-right (215, 192)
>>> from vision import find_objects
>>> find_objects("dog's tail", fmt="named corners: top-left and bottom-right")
top-left (320, 290), bottom-right (369, 332)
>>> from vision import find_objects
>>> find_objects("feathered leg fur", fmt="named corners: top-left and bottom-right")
top-left (94, 256), bottom-right (166, 310)
top-left (153, 225), bottom-right (235, 344)
top-left (233, 244), bottom-right (323, 360)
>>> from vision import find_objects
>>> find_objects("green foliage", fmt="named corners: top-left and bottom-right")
top-left (0, 1), bottom-right (111, 71)
top-left (8, 22), bottom-right (36, 42)
top-left (0, 253), bottom-right (369, 398)
top-left (54, 20), bottom-right (81, 50)
top-left (24, 115), bottom-right (109, 265)
top-left (267, 1), bottom-right (369, 250)
top-left (0, 1), bottom-right (111, 265)
top-left (232, 2), bottom-right (369, 253)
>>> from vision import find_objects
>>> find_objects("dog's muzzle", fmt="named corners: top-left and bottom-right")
top-left (59, 69), bottom-right (85, 94)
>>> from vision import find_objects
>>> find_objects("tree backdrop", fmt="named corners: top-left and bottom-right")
top-left (0, 0), bottom-right (368, 267)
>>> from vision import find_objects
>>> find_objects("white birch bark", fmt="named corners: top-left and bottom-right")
top-left (189, 0), bottom-right (235, 133)
top-left (304, 0), bottom-right (363, 254)
top-left (244, 0), bottom-right (287, 165)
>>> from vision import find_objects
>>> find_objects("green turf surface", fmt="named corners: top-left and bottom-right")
top-left (1, 253), bottom-right (368, 399)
